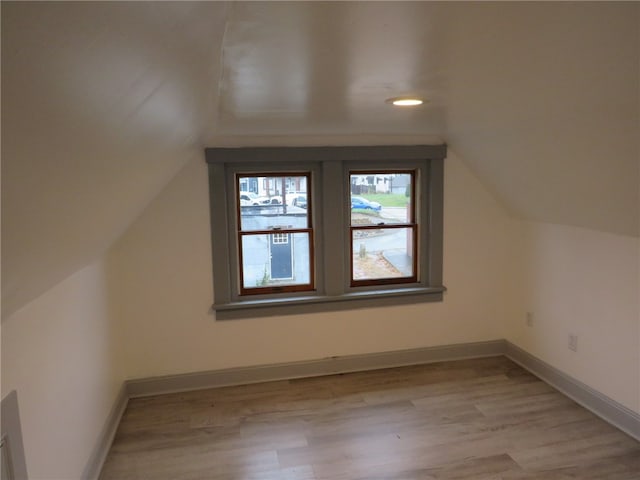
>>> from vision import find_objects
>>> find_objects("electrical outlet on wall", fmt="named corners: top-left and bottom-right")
top-left (526, 312), bottom-right (534, 327)
top-left (568, 334), bottom-right (578, 352)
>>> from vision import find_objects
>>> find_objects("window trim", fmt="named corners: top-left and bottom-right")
top-left (206, 145), bottom-right (446, 320)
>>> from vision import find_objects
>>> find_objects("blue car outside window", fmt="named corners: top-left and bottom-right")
top-left (351, 196), bottom-right (381, 211)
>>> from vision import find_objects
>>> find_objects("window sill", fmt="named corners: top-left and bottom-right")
top-left (213, 286), bottom-right (446, 320)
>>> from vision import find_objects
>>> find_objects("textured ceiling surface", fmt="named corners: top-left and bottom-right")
top-left (2, 2), bottom-right (638, 318)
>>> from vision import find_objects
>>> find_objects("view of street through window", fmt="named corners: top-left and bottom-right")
top-left (237, 173), bottom-right (415, 290)
top-left (350, 172), bottom-right (415, 284)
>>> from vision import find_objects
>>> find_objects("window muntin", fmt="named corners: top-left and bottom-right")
top-left (236, 173), bottom-right (314, 295)
top-left (349, 171), bottom-right (417, 286)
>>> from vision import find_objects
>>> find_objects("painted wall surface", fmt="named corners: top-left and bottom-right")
top-left (1, 257), bottom-right (125, 479)
top-left (111, 151), bottom-right (518, 379)
top-left (506, 221), bottom-right (640, 414)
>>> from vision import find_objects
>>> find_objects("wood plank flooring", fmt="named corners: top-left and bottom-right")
top-left (100, 356), bottom-right (640, 479)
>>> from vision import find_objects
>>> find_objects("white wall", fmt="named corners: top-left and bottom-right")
top-left (4, 148), bottom-right (636, 479)
top-left (111, 151), bottom-right (519, 379)
top-left (110, 149), bottom-right (640, 417)
top-left (1, 257), bottom-right (125, 479)
top-left (505, 221), bottom-right (640, 414)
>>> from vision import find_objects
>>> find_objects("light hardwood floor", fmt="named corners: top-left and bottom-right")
top-left (100, 356), bottom-right (640, 479)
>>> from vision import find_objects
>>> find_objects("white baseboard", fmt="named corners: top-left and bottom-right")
top-left (125, 340), bottom-right (506, 398)
top-left (91, 339), bottom-right (640, 478)
top-left (82, 385), bottom-right (128, 480)
top-left (504, 341), bottom-right (640, 442)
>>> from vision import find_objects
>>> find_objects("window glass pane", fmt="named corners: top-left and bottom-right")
top-left (352, 227), bottom-right (414, 280)
top-left (241, 233), bottom-right (311, 288)
top-left (238, 175), bottom-right (309, 231)
top-left (350, 173), bottom-right (412, 225)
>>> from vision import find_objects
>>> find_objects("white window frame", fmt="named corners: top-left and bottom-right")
top-left (206, 145), bottom-right (446, 320)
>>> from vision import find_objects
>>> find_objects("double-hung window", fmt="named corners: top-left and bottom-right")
top-left (349, 170), bottom-right (417, 287)
top-left (206, 145), bottom-right (446, 319)
top-left (236, 173), bottom-right (314, 294)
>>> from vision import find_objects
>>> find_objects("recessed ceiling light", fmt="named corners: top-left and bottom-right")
top-left (386, 97), bottom-right (425, 106)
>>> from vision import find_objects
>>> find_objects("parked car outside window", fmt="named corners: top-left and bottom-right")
top-left (239, 192), bottom-right (261, 205)
top-left (351, 196), bottom-right (382, 212)
top-left (262, 196), bottom-right (282, 205)
top-left (287, 194), bottom-right (307, 209)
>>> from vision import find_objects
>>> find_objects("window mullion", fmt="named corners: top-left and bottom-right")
top-left (322, 160), bottom-right (346, 296)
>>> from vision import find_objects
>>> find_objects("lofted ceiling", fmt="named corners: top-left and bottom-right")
top-left (2, 2), bottom-right (638, 319)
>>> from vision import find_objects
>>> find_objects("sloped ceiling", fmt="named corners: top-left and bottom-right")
top-left (2, 2), bottom-right (638, 319)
